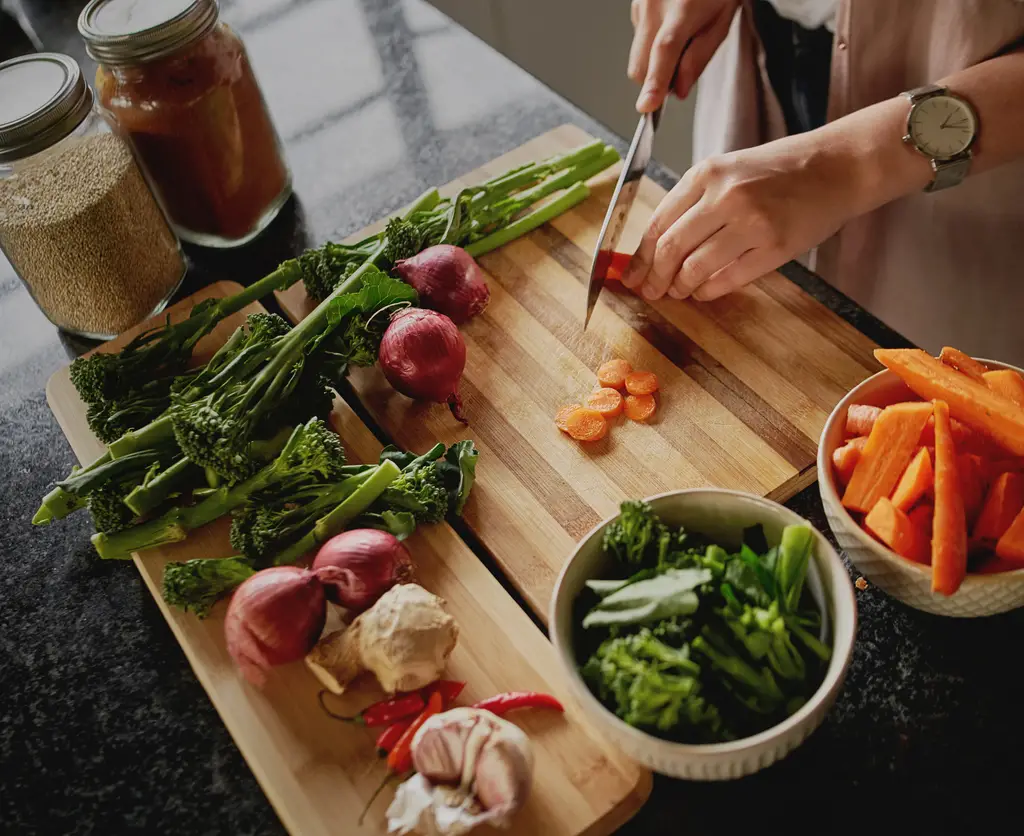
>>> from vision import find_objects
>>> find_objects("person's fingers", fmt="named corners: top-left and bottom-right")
top-left (667, 226), bottom-right (751, 299)
top-left (690, 247), bottom-right (781, 301)
top-left (674, 4), bottom-right (736, 98)
top-left (641, 199), bottom-right (724, 299)
top-left (636, 5), bottom-right (690, 112)
top-left (628, 0), bottom-right (660, 84)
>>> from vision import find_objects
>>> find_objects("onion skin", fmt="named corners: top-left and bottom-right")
top-left (311, 529), bottom-right (414, 612)
top-left (394, 245), bottom-right (490, 325)
top-left (379, 308), bottom-right (468, 424)
top-left (224, 567), bottom-right (327, 686)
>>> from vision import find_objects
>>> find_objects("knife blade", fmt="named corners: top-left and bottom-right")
top-left (584, 98), bottom-right (669, 329)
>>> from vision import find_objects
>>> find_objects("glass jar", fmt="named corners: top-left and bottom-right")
top-left (79, 0), bottom-right (292, 248)
top-left (0, 53), bottom-right (185, 340)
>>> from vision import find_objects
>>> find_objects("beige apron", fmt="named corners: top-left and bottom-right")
top-left (694, 0), bottom-right (1024, 365)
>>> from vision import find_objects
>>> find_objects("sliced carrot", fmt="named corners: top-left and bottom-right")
top-left (995, 506), bottom-right (1024, 563)
top-left (865, 497), bottom-right (930, 564)
top-left (624, 394), bottom-right (657, 422)
top-left (846, 435), bottom-right (869, 452)
top-left (625, 371), bottom-right (659, 396)
top-left (832, 443), bottom-right (862, 487)
top-left (565, 408), bottom-right (608, 442)
top-left (981, 456), bottom-right (1024, 483)
top-left (597, 359), bottom-right (632, 389)
top-left (842, 402), bottom-right (933, 513)
top-left (908, 502), bottom-right (934, 543)
top-left (845, 404), bottom-right (883, 437)
top-left (555, 403), bottom-right (582, 433)
top-left (938, 346), bottom-right (988, 382)
top-left (586, 387), bottom-right (624, 418)
top-left (890, 447), bottom-right (933, 512)
top-left (983, 369), bottom-right (1024, 408)
top-left (972, 555), bottom-right (1024, 575)
top-left (972, 471), bottom-right (1024, 544)
top-left (958, 453), bottom-right (986, 528)
top-left (931, 400), bottom-right (968, 595)
top-left (874, 349), bottom-right (1024, 456)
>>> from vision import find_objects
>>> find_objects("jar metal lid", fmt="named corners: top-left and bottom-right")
top-left (0, 53), bottom-right (94, 164)
top-left (78, 0), bottom-right (220, 66)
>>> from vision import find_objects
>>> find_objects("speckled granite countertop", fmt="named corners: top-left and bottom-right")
top-left (2, 1), bottom-right (1022, 834)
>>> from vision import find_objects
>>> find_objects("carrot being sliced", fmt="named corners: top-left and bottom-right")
top-left (939, 346), bottom-right (989, 382)
top-left (586, 387), bottom-right (624, 418)
top-left (983, 369), bottom-right (1024, 408)
top-left (874, 349), bottom-right (1024, 456)
top-left (555, 403), bottom-right (582, 433)
top-left (842, 402), bottom-right (933, 513)
top-left (995, 506), bottom-right (1024, 563)
top-left (625, 371), bottom-right (659, 396)
top-left (565, 408), bottom-right (608, 442)
top-left (624, 394), bottom-right (657, 422)
top-left (890, 447), bottom-right (933, 512)
top-left (958, 453), bottom-right (986, 528)
top-left (845, 404), bottom-right (883, 437)
top-left (832, 443), bottom-right (862, 487)
top-left (865, 497), bottom-right (930, 564)
top-left (972, 471), bottom-right (1024, 544)
top-left (931, 400), bottom-right (968, 595)
top-left (597, 358), bottom-right (632, 389)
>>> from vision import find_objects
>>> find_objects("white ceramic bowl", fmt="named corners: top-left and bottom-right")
top-left (549, 489), bottom-right (857, 781)
top-left (818, 358), bottom-right (1024, 617)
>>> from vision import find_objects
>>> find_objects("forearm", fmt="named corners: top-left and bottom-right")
top-left (814, 49), bottom-right (1024, 212)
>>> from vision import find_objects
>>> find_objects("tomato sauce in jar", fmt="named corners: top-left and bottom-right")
top-left (80, 0), bottom-right (291, 247)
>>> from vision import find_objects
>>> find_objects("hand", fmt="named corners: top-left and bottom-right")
top-left (628, 0), bottom-right (740, 112)
top-left (621, 132), bottom-right (875, 302)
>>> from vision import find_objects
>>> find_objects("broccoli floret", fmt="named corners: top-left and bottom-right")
top-left (383, 217), bottom-right (422, 264)
top-left (162, 555), bottom-right (258, 618)
top-left (603, 500), bottom-right (664, 566)
top-left (87, 482), bottom-right (137, 534)
top-left (381, 465), bottom-right (448, 523)
top-left (297, 242), bottom-right (371, 301)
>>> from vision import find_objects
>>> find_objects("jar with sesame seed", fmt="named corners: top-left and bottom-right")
top-left (0, 53), bottom-right (185, 340)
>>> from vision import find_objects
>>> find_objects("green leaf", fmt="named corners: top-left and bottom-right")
top-left (582, 568), bottom-right (711, 628)
top-left (776, 525), bottom-right (814, 613)
top-left (443, 440), bottom-right (478, 515)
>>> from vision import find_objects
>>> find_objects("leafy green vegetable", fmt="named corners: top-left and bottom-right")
top-left (582, 568), bottom-right (712, 628)
top-left (776, 524), bottom-right (814, 613)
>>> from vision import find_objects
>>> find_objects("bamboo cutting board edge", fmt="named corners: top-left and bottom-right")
top-left (44, 285), bottom-right (652, 836)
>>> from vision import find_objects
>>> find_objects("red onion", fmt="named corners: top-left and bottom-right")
top-left (379, 308), bottom-right (468, 423)
top-left (311, 529), bottom-right (414, 612)
top-left (394, 245), bottom-right (490, 324)
top-left (224, 567), bottom-right (327, 686)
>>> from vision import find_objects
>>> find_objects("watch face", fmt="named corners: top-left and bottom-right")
top-left (909, 94), bottom-right (976, 158)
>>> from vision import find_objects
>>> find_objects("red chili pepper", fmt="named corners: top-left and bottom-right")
top-left (375, 718), bottom-right (413, 756)
top-left (423, 679), bottom-right (465, 707)
top-left (472, 691), bottom-right (564, 716)
top-left (317, 690), bottom-right (424, 727)
top-left (388, 690), bottom-right (443, 773)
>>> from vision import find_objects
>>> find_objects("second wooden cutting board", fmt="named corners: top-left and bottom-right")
top-left (277, 123), bottom-right (880, 619)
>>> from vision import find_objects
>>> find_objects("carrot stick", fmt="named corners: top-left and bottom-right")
top-left (958, 453), bottom-right (986, 528)
top-left (874, 349), bottom-right (1024, 456)
top-left (586, 387), bottom-right (625, 418)
top-left (842, 402), bottom-right (933, 513)
top-left (566, 408), bottom-right (608, 442)
top-left (939, 346), bottom-right (989, 382)
top-left (983, 369), bottom-right (1024, 408)
top-left (832, 443), bottom-right (862, 487)
top-left (973, 471), bottom-right (1024, 544)
top-left (931, 400), bottom-right (968, 595)
top-left (554, 404), bottom-right (582, 433)
top-left (597, 359), bottom-right (632, 389)
top-left (625, 371), bottom-right (659, 396)
top-left (624, 393), bottom-right (657, 422)
top-left (864, 497), bottom-right (930, 564)
top-left (890, 447), bottom-right (933, 512)
top-left (995, 506), bottom-right (1024, 563)
top-left (845, 404), bottom-right (883, 437)
top-left (908, 502), bottom-right (934, 543)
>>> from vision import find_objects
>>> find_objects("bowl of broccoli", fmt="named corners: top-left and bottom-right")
top-left (548, 489), bottom-right (856, 780)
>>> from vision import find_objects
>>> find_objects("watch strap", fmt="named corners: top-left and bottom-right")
top-left (905, 84), bottom-right (946, 103)
top-left (927, 155), bottom-right (972, 192)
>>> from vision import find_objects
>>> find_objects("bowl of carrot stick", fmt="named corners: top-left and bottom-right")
top-left (817, 347), bottom-right (1024, 617)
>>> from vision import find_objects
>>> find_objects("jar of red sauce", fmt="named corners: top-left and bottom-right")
top-left (79, 0), bottom-right (291, 248)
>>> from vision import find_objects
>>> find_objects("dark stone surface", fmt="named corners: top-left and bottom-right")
top-left (1, 1), bottom-right (1020, 834)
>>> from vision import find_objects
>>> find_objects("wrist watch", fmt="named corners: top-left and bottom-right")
top-left (902, 84), bottom-right (978, 192)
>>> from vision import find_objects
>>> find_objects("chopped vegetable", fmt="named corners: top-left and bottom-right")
top-left (845, 404), bottom-right (882, 437)
top-left (931, 400), bottom-right (968, 595)
top-left (625, 370), bottom-right (659, 396)
top-left (958, 453), bottom-right (987, 528)
top-left (842, 401), bottom-right (933, 513)
top-left (973, 472), bottom-right (1024, 544)
top-left (554, 403), bottom-right (581, 433)
top-left (983, 369), bottom-right (1024, 408)
top-left (995, 506), bottom-right (1024, 563)
top-left (581, 568), bottom-right (712, 628)
top-left (908, 503), bottom-right (934, 545)
top-left (874, 349), bottom-right (1024, 456)
top-left (939, 346), bottom-right (989, 382)
top-left (624, 393), bottom-right (657, 422)
top-left (595, 251), bottom-right (633, 282)
top-left (831, 441), bottom-right (863, 486)
top-left (865, 497), bottom-right (929, 564)
top-left (890, 447), bottom-right (933, 512)
top-left (586, 387), bottom-right (625, 418)
top-left (597, 358), bottom-right (633, 389)
top-left (565, 407), bottom-right (608, 442)
top-left (473, 692), bottom-right (564, 715)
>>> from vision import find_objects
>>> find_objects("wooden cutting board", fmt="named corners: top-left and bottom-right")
top-left (277, 123), bottom-right (881, 619)
top-left (45, 283), bottom-right (649, 836)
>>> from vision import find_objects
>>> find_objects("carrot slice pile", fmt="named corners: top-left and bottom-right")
top-left (597, 359), bottom-right (632, 389)
top-left (586, 387), bottom-right (624, 418)
top-left (624, 394), bottom-right (657, 422)
top-left (565, 408), bottom-right (608, 442)
top-left (973, 471), bottom-right (1024, 544)
top-left (555, 404), bottom-right (582, 433)
top-left (625, 371), bottom-right (659, 396)
top-left (931, 399), bottom-right (968, 595)
top-left (865, 497), bottom-right (930, 565)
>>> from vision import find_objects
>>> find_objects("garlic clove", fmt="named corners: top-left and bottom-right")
top-left (474, 734), bottom-right (533, 815)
